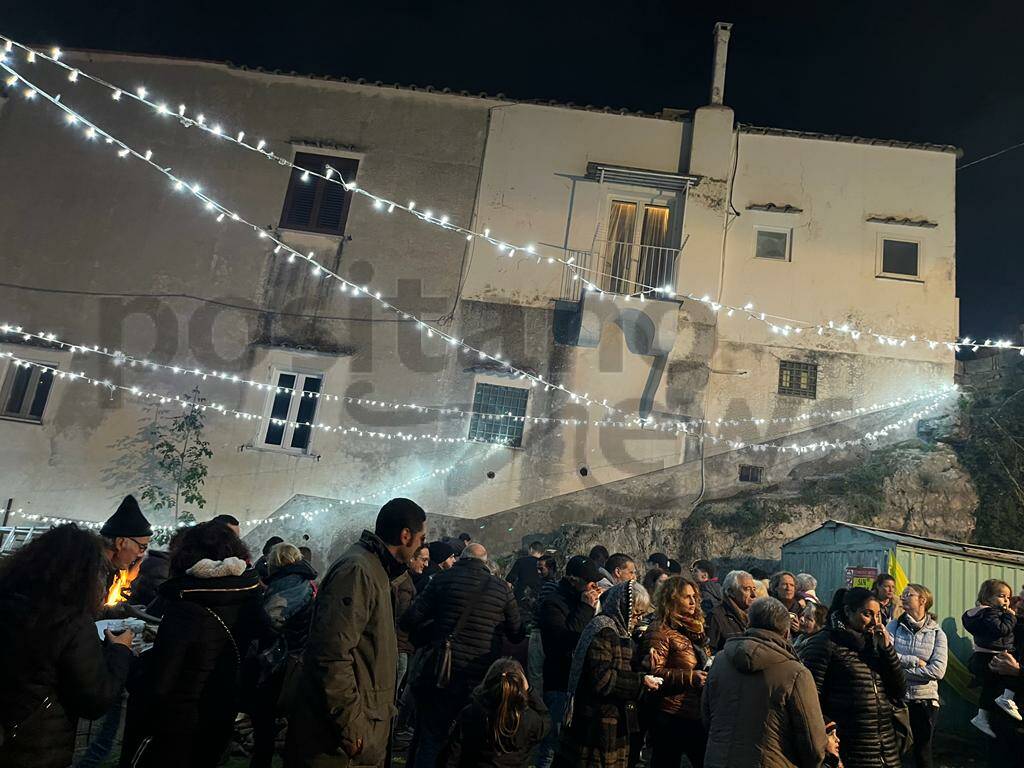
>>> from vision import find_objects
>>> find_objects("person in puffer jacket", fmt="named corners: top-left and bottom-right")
top-left (963, 578), bottom-right (1020, 736)
top-left (799, 586), bottom-right (907, 768)
top-left (120, 521), bottom-right (264, 768)
top-left (886, 583), bottom-right (946, 768)
top-left (249, 542), bottom-right (317, 768)
top-left (400, 543), bottom-right (524, 768)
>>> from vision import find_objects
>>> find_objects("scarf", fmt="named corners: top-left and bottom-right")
top-left (671, 611), bottom-right (711, 668)
top-left (566, 582), bottom-right (637, 706)
top-left (898, 611), bottom-right (927, 632)
top-left (725, 595), bottom-right (749, 626)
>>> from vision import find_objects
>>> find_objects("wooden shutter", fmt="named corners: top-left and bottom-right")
top-left (279, 153), bottom-right (359, 236)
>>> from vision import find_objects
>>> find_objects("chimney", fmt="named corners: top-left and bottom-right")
top-left (709, 22), bottom-right (733, 105)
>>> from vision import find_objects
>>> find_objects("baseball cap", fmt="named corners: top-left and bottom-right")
top-left (566, 555), bottom-right (602, 584)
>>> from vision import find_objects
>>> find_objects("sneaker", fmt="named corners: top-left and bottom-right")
top-left (996, 695), bottom-right (1023, 721)
top-left (972, 711), bottom-right (997, 737)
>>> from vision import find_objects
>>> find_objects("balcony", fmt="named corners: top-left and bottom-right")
top-left (558, 239), bottom-right (682, 302)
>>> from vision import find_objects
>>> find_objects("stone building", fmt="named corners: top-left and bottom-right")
top-left (0, 25), bottom-right (958, 559)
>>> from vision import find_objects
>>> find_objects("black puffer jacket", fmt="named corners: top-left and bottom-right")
top-left (131, 549), bottom-right (171, 607)
top-left (798, 620), bottom-right (907, 768)
top-left (121, 559), bottom-right (263, 767)
top-left (0, 594), bottom-right (133, 768)
top-left (401, 557), bottom-right (524, 691)
top-left (537, 578), bottom-right (596, 692)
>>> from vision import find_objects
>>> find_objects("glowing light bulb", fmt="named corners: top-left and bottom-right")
top-left (136, 86), bottom-right (147, 98)
top-left (68, 69), bottom-right (78, 82)
top-left (112, 89), bottom-right (121, 100)
top-left (257, 139), bottom-right (266, 151)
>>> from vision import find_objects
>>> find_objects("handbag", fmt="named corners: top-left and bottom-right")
top-left (434, 576), bottom-right (492, 688)
top-left (891, 702), bottom-right (914, 756)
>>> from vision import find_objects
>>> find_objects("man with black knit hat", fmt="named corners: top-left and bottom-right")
top-left (76, 496), bottom-right (152, 768)
top-left (286, 497), bottom-right (427, 768)
top-left (100, 494), bottom-right (153, 572)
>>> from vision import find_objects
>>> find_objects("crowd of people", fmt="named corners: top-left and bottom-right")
top-left (3, 495), bottom-right (1024, 768)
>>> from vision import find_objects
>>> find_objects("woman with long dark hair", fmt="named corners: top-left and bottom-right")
top-left (799, 586), bottom-right (907, 768)
top-left (0, 524), bottom-right (134, 768)
top-left (121, 521), bottom-right (263, 768)
top-left (639, 575), bottom-right (711, 768)
top-left (441, 657), bottom-right (549, 767)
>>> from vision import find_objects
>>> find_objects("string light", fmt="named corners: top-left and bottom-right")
top-left (0, 352), bottom-right (503, 447)
top-left (9, 454), bottom-right (476, 533)
top-left (0, 59), bottom-right (641, 426)
top-left (0, 35), bottom-right (1002, 355)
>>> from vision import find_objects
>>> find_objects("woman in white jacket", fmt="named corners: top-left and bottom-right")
top-left (886, 583), bottom-right (948, 768)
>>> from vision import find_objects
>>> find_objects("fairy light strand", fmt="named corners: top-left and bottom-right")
top-left (0, 322), bottom-right (953, 436)
top-left (0, 57), bottom-right (648, 429)
top-left (0, 36), bottom-right (1013, 355)
top-left (0, 352), bottom-right (501, 446)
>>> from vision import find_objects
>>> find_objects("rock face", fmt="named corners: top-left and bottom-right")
top-left (547, 442), bottom-right (978, 572)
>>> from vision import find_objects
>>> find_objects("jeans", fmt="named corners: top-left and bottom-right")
top-left (535, 690), bottom-right (569, 768)
top-left (75, 694), bottom-right (124, 768)
top-left (907, 699), bottom-right (937, 768)
top-left (527, 630), bottom-right (545, 694)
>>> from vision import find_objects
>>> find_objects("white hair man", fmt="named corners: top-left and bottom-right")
top-left (702, 597), bottom-right (833, 767)
top-left (707, 570), bottom-right (758, 652)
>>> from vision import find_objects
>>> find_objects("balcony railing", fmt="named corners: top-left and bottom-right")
top-left (558, 240), bottom-right (682, 301)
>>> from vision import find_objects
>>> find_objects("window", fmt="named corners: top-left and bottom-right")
top-left (738, 464), bottom-right (764, 483)
top-left (467, 383), bottom-right (529, 447)
top-left (778, 360), bottom-right (817, 399)
top-left (1, 361), bottom-right (55, 423)
top-left (880, 238), bottom-right (919, 278)
top-left (602, 200), bottom-right (674, 295)
top-left (262, 371), bottom-right (324, 452)
top-left (279, 152), bottom-right (359, 236)
top-left (754, 227), bottom-right (791, 261)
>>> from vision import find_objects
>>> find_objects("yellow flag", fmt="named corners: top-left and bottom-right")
top-left (888, 550), bottom-right (909, 593)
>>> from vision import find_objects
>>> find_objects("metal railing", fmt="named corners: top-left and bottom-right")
top-left (558, 240), bottom-right (682, 301)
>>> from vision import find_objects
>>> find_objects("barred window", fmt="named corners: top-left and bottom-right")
top-left (738, 464), bottom-right (765, 483)
top-left (778, 360), bottom-right (817, 399)
top-left (467, 383), bottom-right (529, 447)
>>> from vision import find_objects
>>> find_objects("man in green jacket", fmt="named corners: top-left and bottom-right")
top-left (702, 596), bottom-right (832, 768)
top-left (285, 498), bottom-right (427, 767)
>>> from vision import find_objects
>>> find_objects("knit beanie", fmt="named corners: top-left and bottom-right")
top-left (100, 495), bottom-right (153, 538)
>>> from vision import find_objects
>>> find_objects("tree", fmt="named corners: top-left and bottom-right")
top-left (140, 386), bottom-right (213, 531)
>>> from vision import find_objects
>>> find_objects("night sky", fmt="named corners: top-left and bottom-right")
top-left (4, 1), bottom-right (1021, 341)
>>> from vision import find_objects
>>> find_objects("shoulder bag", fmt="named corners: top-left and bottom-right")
top-left (434, 575), bottom-right (492, 689)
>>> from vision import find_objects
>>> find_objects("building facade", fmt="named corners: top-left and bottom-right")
top-left (0, 28), bottom-right (958, 557)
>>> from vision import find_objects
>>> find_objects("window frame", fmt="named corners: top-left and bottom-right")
top-left (0, 358), bottom-right (57, 424)
top-left (599, 191), bottom-right (681, 296)
top-left (259, 368), bottom-right (326, 455)
top-left (467, 378), bottom-right (531, 448)
top-left (738, 464), bottom-right (765, 484)
top-left (777, 360), bottom-right (818, 399)
top-left (876, 234), bottom-right (923, 282)
top-left (753, 225), bottom-right (793, 262)
top-left (278, 149), bottom-right (361, 238)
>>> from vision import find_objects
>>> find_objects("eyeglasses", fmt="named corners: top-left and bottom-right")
top-left (127, 537), bottom-right (149, 553)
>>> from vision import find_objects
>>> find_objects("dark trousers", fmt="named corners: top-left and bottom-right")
top-left (648, 712), bottom-right (706, 768)
top-left (249, 666), bottom-right (285, 768)
top-left (906, 700), bottom-right (936, 768)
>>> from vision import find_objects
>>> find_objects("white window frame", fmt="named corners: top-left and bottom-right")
top-left (753, 225), bottom-right (792, 262)
top-left (467, 375), bottom-right (531, 449)
top-left (0, 345), bottom-right (68, 426)
top-left (259, 368), bottom-right (326, 455)
top-left (876, 234), bottom-right (923, 282)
